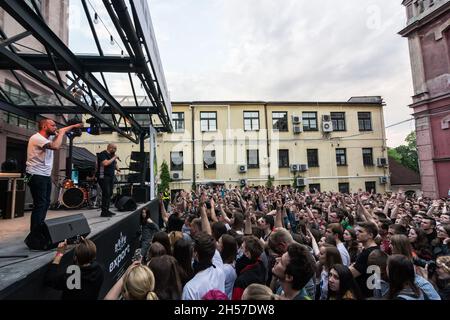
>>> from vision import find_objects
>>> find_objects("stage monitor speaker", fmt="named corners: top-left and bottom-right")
top-left (24, 214), bottom-right (91, 250)
top-left (127, 173), bottom-right (142, 183)
top-left (132, 186), bottom-right (149, 203)
top-left (129, 161), bottom-right (145, 172)
top-left (115, 196), bottom-right (137, 211)
top-left (131, 151), bottom-right (149, 162)
top-left (0, 180), bottom-right (25, 219)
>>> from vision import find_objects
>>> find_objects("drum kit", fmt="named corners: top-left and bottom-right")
top-left (54, 178), bottom-right (98, 209)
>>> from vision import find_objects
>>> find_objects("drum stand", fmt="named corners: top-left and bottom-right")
top-left (50, 182), bottom-right (65, 210)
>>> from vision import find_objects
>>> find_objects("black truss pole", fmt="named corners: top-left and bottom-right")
top-left (15, 106), bottom-right (159, 115)
top-left (0, 0), bottom-right (143, 137)
top-left (0, 27), bottom-right (37, 107)
top-left (109, 1), bottom-right (167, 125)
top-left (0, 30), bottom-right (31, 48)
top-left (30, 0), bottom-right (65, 91)
top-left (81, 0), bottom-right (109, 92)
top-left (128, 73), bottom-right (139, 108)
top-left (0, 54), bottom-right (137, 73)
top-left (0, 85), bottom-right (13, 104)
top-left (0, 100), bottom-right (35, 120)
top-left (101, 0), bottom-right (134, 57)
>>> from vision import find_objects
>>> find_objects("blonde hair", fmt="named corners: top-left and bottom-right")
top-left (242, 284), bottom-right (279, 300)
top-left (122, 265), bottom-right (158, 300)
top-left (168, 231), bottom-right (184, 249)
top-left (437, 256), bottom-right (450, 274)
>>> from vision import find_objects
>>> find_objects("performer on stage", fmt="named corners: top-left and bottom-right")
top-left (97, 144), bottom-right (121, 217)
top-left (26, 118), bottom-right (83, 233)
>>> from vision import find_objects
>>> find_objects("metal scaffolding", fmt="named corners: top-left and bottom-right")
top-left (0, 0), bottom-right (173, 144)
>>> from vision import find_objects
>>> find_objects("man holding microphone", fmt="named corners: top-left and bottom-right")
top-left (97, 144), bottom-right (121, 217)
top-left (25, 118), bottom-right (83, 249)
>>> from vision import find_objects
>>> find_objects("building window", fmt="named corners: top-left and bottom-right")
top-left (172, 112), bottom-right (185, 132)
top-left (244, 111), bottom-right (260, 131)
top-left (331, 112), bottom-right (346, 131)
top-left (338, 183), bottom-right (350, 194)
top-left (365, 181), bottom-right (376, 194)
top-left (200, 112), bottom-right (217, 132)
top-left (336, 148), bottom-right (347, 166)
top-left (4, 81), bottom-right (37, 104)
top-left (203, 150), bottom-right (216, 169)
top-left (309, 184), bottom-right (321, 193)
top-left (272, 112), bottom-right (288, 131)
top-left (358, 112), bottom-right (372, 131)
top-left (170, 151), bottom-right (183, 171)
top-left (362, 148), bottom-right (374, 166)
top-left (307, 149), bottom-right (319, 167)
top-left (302, 112), bottom-right (318, 131)
top-left (247, 150), bottom-right (259, 168)
top-left (278, 149), bottom-right (289, 168)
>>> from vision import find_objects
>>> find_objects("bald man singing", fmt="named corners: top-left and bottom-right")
top-left (96, 144), bottom-right (121, 217)
top-left (26, 118), bottom-right (82, 235)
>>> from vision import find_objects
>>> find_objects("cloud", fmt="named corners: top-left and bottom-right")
top-left (67, 0), bottom-right (414, 146)
top-left (148, 0), bottom-right (415, 146)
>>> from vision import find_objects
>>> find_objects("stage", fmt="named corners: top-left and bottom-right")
top-left (0, 200), bottom-right (158, 300)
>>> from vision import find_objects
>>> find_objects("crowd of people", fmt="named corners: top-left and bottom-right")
top-left (47, 185), bottom-right (450, 300)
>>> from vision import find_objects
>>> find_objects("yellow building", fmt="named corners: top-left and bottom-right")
top-left (76, 96), bottom-right (390, 193)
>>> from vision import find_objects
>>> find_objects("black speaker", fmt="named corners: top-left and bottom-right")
top-left (115, 196), bottom-right (137, 211)
top-left (129, 161), bottom-right (144, 172)
top-left (131, 151), bottom-right (149, 162)
top-left (132, 186), bottom-right (149, 203)
top-left (127, 173), bottom-right (142, 183)
top-left (24, 214), bottom-right (91, 250)
top-left (0, 180), bottom-right (25, 219)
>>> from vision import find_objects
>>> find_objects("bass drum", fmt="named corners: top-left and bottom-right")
top-left (62, 187), bottom-right (86, 209)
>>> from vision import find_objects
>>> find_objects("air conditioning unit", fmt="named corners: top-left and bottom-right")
top-left (239, 179), bottom-right (247, 187)
top-left (171, 172), bottom-right (183, 181)
top-left (293, 125), bottom-right (302, 134)
top-left (322, 115), bottom-right (333, 132)
top-left (296, 177), bottom-right (307, 187)
top-left (292, 115), bottom-right (301, 124)
top-left (377, 158), bottom-right (387, 167)
top-left (379, 176), bottom-right (388, 184)
top-left (238, 164), bottom-right (247, 173)
top-left (299, 164), bottom-right (308, 172)
top-left (290, 164), bottom-right (300, 172)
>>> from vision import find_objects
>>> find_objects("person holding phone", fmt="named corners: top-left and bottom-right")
top-left (44, 238), bottom-right (104, 300)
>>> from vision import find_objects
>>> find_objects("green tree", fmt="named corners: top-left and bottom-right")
top-left (389, 131), bottom-right (419, 173)
top-left (266, 176), bottom-right (274, 188)
top-left (158, 160), bottom-right (170, 194)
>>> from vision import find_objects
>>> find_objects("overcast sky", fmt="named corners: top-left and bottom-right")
top-left (69, 0), bottom-right (416, 147)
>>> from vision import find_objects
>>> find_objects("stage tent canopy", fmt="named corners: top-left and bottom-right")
top-left (72, 146), bottom-right (96, 170)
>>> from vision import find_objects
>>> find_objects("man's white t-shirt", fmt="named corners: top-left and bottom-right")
top-left (223, 263), bottom-right (237, 299)
top-left (337, 242), bottom-right (351, 266)
top-left (26, 133), bottom-right (53, 176)
top-left (182, 250), bottom-right (225, 300)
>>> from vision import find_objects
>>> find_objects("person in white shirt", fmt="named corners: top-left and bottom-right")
top-left (182, 232), bottom-right (226, 300)
top-left (325, 223), bottom-right (351, 266)
top-left (26, 118), bottom-right (82, 234)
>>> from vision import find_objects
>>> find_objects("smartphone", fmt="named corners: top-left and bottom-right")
top-left (132, 248), bottom-right (142, 262)
top-left (67, 235), bottom-right (81, 245)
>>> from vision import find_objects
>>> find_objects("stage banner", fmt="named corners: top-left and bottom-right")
top-left (92, 210), bottom-right (140, 299)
